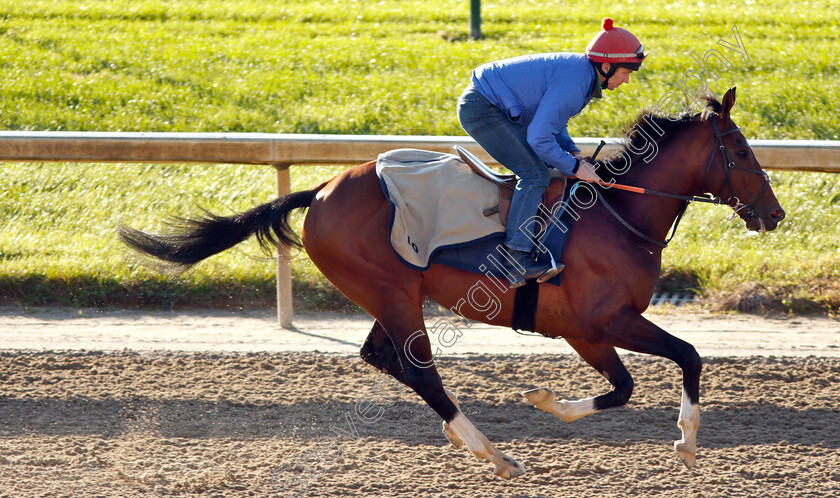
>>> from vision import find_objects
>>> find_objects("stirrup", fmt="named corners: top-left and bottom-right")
top-left (535, 253), bottom-right (563, 283)
top-left (505, 249), bottom-right (564, 288)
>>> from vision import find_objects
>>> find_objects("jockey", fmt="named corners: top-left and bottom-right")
top-left (457, 17), bottom-right (648, 288)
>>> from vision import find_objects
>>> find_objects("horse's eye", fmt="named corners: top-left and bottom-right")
top-left (737, 150), bottom-right (748, 158)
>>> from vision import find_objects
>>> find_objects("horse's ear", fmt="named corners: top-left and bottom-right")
top-left (721, 87), bottom-right (736, 116)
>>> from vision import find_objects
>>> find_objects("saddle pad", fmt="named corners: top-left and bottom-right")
top-left (430, 182), bottom-right (575, 289)
top-left (376, 149), bottom-right (505, 270)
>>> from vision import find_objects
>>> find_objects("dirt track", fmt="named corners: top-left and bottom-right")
top-left (1, 308), bottom-right (839, 496)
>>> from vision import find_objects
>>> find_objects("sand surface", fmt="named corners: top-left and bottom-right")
top-left (1, 307), bottom-right (839, 496)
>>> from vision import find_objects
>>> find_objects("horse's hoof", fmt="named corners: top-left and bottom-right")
top-left (442, 421), bottom-right (465, 449)
top-left (674, 440), bottom-right (696, 470)
top-left (522, 388), bottom-right (555, 409)
top-left (493, 454), bottom-right (526, 479)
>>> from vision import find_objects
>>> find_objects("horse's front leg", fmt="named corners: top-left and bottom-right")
top-left (523, 339), bottom-right (633, 422)
top-left (674, 382), bottom-right (700, 468)
top-left (600, 309), bottom-right (702, 469)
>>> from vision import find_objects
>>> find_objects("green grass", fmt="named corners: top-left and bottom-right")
top-left (2, 0), bottom-right (838, 138)
top-left (1, 0), bottom-right (839, 313)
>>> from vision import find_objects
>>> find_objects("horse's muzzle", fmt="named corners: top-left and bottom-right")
top-left (745, 205), bottom-right (785, 232)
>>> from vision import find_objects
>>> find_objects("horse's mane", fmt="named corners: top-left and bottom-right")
top-left (600, 94), bottom-right (723, 175)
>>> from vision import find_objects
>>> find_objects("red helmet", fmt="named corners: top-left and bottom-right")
top-left (586, 18), bottom-right (647, 68)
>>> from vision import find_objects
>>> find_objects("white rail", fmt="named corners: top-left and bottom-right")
top-left (2, 131), bottom-right (839, 172)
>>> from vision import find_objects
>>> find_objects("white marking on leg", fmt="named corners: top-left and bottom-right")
top-left (447, 413), bottom-right (493, 461)
top-left (442, 389), bottom-right (465, 449)
top-left (448, 412), bottom-right (526, 478)
top-left (674, 387), bottom-right (700, 470)
top-left (522, 388), bottom-right (598, 422)
top-left (444, 389), bottom-right (460, 408)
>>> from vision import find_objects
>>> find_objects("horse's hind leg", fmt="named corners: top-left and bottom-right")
top-left (360, 321), bottom-right (401, 377)
top-left (523, 339), bottom-right (633, 422)
top-left (602, 310), bottom-right (702, 469)
top-left (360, 320), bottom-right (466, 449)
top-left (372, 306), bottom-right (524, 478)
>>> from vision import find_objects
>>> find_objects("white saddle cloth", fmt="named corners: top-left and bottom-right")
top-left (376, 148), bottom-right (505, 269)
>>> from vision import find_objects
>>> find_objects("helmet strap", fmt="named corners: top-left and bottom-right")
top-left (592, 61), bottom-right (618, 89)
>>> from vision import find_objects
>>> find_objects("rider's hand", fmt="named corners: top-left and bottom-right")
top-left (574, 160), bottom-right (602, 183)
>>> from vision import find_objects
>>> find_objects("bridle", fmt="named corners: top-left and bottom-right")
top-left (587, 116), bottom-right (772, 248)
top-left (703, 117), bottom-right (771, 227)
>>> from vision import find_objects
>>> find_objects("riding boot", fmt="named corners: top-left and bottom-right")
top-left (503, 247), bottom-right (563, 289)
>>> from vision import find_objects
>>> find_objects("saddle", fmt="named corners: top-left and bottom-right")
top-left (454, 146), bottom-right (568, 226)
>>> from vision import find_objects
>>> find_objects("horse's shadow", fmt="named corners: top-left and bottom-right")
top-left (2, 396), bottom-right (837, 450)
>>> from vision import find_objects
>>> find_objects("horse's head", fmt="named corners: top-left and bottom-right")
top-left (701, 87), bottom-right (786, 232)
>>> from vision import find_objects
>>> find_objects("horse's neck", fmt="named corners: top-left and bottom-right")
top-left (606, 123), bottom-right (710, 246)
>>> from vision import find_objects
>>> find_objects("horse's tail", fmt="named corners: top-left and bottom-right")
top-left (118, 183), bottom-right (326, 272)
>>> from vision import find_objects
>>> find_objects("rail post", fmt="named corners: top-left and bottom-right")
top-left (273, 163), bottom-right (294, 328)
top-left (470, 0), bottom-right (481, 40)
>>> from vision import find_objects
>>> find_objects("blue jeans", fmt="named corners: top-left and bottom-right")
top-left (457, 84), bottom-right (550, 253)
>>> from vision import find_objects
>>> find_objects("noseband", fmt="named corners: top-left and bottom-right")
top-left (587, 116), bottom-right (771, 248)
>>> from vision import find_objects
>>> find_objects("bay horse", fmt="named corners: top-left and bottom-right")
top-left (119, 88), bottom-right (784, 477)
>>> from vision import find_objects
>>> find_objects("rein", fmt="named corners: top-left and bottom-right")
top-left (584, 116), bottom-right (771, 248)
top-left (594, 191), bottom-right (688, 249)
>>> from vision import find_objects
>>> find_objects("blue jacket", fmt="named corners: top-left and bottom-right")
top-left (471, 53), bottom-right (599, 175)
